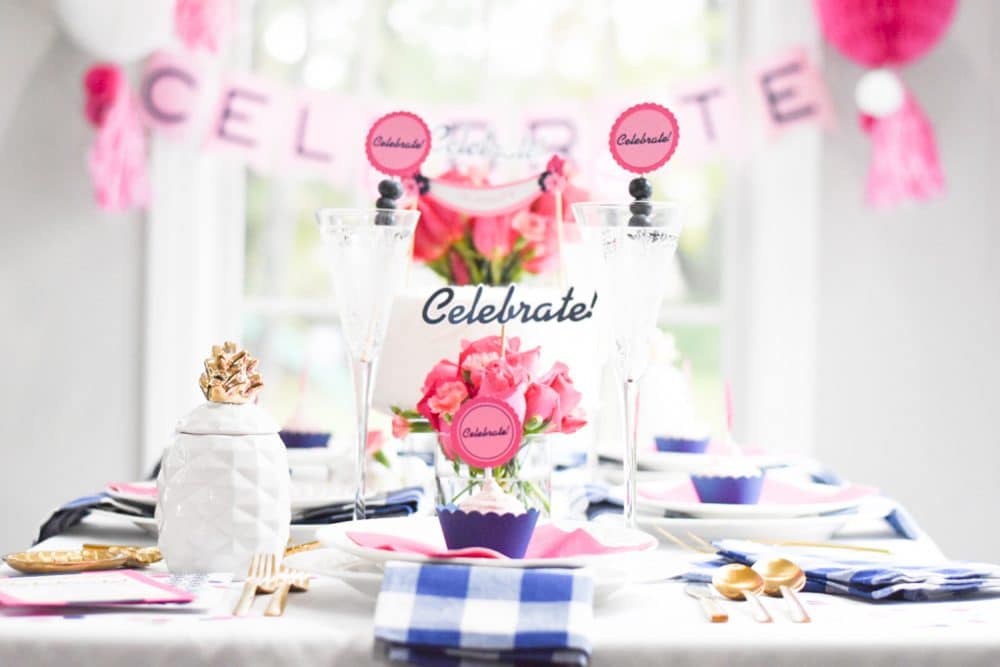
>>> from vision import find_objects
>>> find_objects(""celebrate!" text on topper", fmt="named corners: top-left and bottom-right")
top-left (421, 285), bottom-right (597, 326)
top-left (365, 111), bottom-right (432, 176)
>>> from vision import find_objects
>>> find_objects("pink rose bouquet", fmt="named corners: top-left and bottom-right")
top-left (402, 157), bottom-right (589, 285)
top-left (392, 334), bottom-right (587, 509)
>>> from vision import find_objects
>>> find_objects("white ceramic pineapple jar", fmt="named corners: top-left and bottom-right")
top-left (157, 342), bottom-right (290, 576)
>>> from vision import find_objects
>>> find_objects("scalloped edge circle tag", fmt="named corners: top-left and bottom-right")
top-left (449, 397), bottom-right (522, 468)
top-left (608, 102), bottom-right (679, 174)
top-left (365, 111), bottom-right (432, 176)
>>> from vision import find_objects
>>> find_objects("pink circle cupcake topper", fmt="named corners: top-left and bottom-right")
top-left (365, 111), bottom-right (432, 176)
top-left (449, 397), bottom-right (522, 469)
top-left (608, 102), bottom-right (680, 174)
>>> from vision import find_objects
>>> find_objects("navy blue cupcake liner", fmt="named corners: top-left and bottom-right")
top-left (654, 435), bottom-right (711, 454)
top-left (690, 472), bottom-right (764, 504)
top-left (437, 505), bottom-right (539, 558)
top-left (279, 429), bottom-right (331, 449)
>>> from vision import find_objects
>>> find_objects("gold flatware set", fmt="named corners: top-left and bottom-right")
top-left (232, 552), bottom-right (311, 617)
top-left (4, 541), bottom-right (314, 619)
top-left (658, 528), bottom-right (813, 624)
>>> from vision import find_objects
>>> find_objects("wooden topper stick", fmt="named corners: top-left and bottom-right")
top-left (555, 188), bottom-right (566, 291)
top-left (499, 323), bottom-right (507, 356)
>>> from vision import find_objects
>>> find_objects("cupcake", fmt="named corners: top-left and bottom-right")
top-left (437, 480), bottom-right (539, 558)
top-left (279, 408), bottom-right (330, 449)
top-left (690, 463), bottom-right (764, 504)
top-left (654, 432), bottom-right (711, 454)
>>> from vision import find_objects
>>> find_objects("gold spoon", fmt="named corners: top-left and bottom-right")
top-left (711, 563), bottom-right (773, 623)
top-left (752, 558), bottom-right (811, 623)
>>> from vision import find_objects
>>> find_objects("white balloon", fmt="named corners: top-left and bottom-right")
top-left (855, 68), bottom-right (905, 118)
top-left (54, 0), bottom-right (175, 63)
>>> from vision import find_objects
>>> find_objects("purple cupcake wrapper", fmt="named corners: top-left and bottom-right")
top-left (690, 473), bottom-right (765, 505)
top-left (279, 430), bottom-right (331, 449)
top-left (437, 505), bottom-right (539, 558)
top-left (654, 436), bottom-right (711, 454)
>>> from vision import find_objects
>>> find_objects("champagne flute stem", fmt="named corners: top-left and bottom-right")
top-left (350, 357), bottom-right (376, 521)
top-left (622, 377), bottom-right (640, 528)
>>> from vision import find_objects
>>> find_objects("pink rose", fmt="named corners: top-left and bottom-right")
top-left (459, 336), bottom-right (508, 385)
top-left (471, 215), bottom-right (515, 259)
top-left (366, 430), bottom-right (386, 456)
top-left (421, 359), bottom-right (460, 394)
top-left (416, 392), bottom-right (441, 433)
top-left (461, 351), bottom-right (499, 388)
top-left (525, 381), bottom-right (560, 425)
top-left (414, 195), bottom-right (465, 262)
top-left (528, 362), bottom-right (587, 433)
top-left (506, 345), bottom-right (541, 379)
top-left (542, 362), bottom-right (583, 415)
top-left (437, 432), bottom-right (457, 461)
top-left (391, 414), bottom-right (410, 440)
top-left (427, 380), bottom-right (469, 416)
top-left (477, 359), bottom-right (527, 423)
top-left (417, 359), bottom-right (463, 432)
top-left (512, 211), bottom-right (548, 244)
top-left (560, 408), bottom-right (587, 434)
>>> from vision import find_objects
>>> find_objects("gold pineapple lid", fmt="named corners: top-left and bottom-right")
top-left (198, 341), bottom-right (264, 404)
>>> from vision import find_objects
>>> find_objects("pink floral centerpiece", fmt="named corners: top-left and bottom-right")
top-left (393, 334), bottom-right (586, 513)
top-left (402, 158), bottom-right (589, 286)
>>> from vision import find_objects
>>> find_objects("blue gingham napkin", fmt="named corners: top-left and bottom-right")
top-left (373, 562), bottom-right (594, 666)
top-left (36, 487), bottom-right (424, 544)
top-left (682, 539), bottom-right (1000, 601)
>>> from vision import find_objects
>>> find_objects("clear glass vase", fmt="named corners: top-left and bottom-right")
top-left (433, 433), bottom-right (552, 516)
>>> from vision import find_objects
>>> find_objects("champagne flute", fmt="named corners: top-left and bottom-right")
top-left (571, 202), bottom-right (682, 528)
top-left (316, 208), bottom-right (419, 520)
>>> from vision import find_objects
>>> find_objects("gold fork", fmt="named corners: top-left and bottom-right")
top-left (264, 566), bottom-right (310, 617)
top-left (232, 553), bottom-right (275, 616)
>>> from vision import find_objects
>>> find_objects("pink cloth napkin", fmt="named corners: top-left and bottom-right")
top-left (348, 524), bottom-right (649, 560)
top-left (106, 482), bottom-right (156, 498)
top-left (639, 477), bottom-right (877, 505)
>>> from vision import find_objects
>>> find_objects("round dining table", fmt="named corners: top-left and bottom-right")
top-left (3, 513), bottom-right (1000, 666)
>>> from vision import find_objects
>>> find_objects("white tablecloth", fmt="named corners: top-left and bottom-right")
top-left (3, 515), bottom-right (1000, 666)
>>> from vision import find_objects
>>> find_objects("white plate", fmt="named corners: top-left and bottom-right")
top-left (285, 546), bottom-right (685, 604)
top-left (105, 480), bottom-right (360, 512)
top-left (602, 449), bottom-right (796, 474)
top-left (89, 509), bottom-right (319, 543)
top-left (318, 516), bottom-right (657, 569)
top-left (630, 513), bottom-right (855, 542)
top-left (637, 477), bottom-right (874, 520)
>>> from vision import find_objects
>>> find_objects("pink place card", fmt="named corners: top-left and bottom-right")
top-left (365, 110), bottom-right (432, 176)
top-left (106, 481), bottom-right (157, 497)
top-left (449, 396), bottom-right (523, 468)
top-left (0, 570), bottom-right (195, 608)
top-left (608, 102), bottom-right (680, 174)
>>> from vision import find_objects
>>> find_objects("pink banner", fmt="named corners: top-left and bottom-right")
top-left (672, 73), bottom-right (744, 162)
top-left (274, 91), bottom-right (356, 183)
top-left (203, 72), bottom-right (282, 170)
top-left (139, 51), bottom-right (202, 140)
top-left (137, 47), bottom-right (835, 186)
top-left (749, 47), bottom-right (835, 140)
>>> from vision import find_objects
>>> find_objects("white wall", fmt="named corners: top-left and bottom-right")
top-left (816, 2), bottom-right (1000, 560)
top-left (0, 4), bottom-right (144, 553)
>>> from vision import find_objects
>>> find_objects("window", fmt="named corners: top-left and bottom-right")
top-left (241, 0), bottom-right (732, 437)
